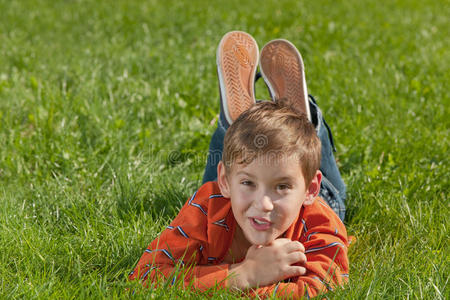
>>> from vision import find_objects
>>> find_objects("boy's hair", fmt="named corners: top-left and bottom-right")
top-left (222, 100), bottom-right (321, 185)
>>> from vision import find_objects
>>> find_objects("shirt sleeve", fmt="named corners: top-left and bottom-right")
top-left (248, 199), bottom-right (350, 298)
top-left (128, 187), bottom-right (232, 291)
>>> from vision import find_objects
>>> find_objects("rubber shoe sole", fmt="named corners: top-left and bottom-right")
top-left (217, 31), bottom-right (259, 125)
top-left (259, 39), bottom-right (311, 121)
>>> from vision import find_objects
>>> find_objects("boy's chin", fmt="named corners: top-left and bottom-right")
top-left (247, 233), bottom-right (279, 246)
top-left (240, 223), bottom-right (284, 246)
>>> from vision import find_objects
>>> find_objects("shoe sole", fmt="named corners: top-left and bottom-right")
top-left (259, 39), bottom-right (311, 121)
top-left (217, 31), bottom-right (259, 125)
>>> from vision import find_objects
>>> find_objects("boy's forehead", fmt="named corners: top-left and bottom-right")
top-left (228, 153), bottom-right (304, 176)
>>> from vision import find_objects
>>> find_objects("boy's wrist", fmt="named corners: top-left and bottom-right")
top-left (228, 261), bottom-right (251, 290)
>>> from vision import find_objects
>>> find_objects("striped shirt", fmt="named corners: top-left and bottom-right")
top-left (129, 181), bottom-right (349, 298)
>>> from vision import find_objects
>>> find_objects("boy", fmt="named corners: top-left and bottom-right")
top-left (129, 31), bottom-right (349, 298)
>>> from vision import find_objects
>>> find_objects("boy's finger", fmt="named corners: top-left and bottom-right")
top-left (272, 238), bottom-right (291, 246)
top-left (285, 266), bottom-right (307, 278)
top-left (285, 241), bottom-right (305, 253)
top-left (287, 251), bottom-right (307, 265)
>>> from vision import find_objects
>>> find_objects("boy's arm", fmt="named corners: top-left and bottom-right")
top-left (129, 185), bottom-right (233, 291)
top-left (245, 199), bottom-right (349, 298)
top-left (128, 230), bottom-right (232, 291)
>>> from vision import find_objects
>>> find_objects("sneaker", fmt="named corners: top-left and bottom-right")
top-left (259, 39), bottom-right (311, 121)
top-left (217, 31), bottom-right (259, 126)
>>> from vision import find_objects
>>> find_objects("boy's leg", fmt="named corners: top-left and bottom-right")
top-left (309, 96), bottom-right (346, 221)
top-left (202, 31), bottom-right (259, 183)
top-left (202, 118), bottom-right (226, 183)
top-left (259, 39), bottom-right (346, 221)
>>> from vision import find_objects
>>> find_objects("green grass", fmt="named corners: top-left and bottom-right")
top-left (0, 0), bottom-right (448, 298)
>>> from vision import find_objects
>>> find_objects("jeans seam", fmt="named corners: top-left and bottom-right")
top-left (321, 176), bottom-right (340, 196)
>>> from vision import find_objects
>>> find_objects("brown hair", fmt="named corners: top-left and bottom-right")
top-left (222, 100), bottom-right (321, 185)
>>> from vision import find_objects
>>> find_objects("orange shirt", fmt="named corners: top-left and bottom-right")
top-left (129, 181), bottom-right (349, 298)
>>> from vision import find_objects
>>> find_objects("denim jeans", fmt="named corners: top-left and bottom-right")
top-left (202, 95), bottom-right (346, 221)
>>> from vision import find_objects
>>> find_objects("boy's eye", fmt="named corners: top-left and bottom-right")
top-left (276, 184), bottom-right (291, 190)
top-left (241, 180), bottom-right (254, 186)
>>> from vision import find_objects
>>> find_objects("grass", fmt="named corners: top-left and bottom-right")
top-left (0, 0), bottom-right (448, 298)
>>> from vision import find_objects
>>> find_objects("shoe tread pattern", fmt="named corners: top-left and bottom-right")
top-left (220, 32), bottom-right (257, 122)
top-left (260, 41), bottom-right (307, 116)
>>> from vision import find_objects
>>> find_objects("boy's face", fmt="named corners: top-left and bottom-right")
top-left (218, 154), bottom-right (321, 246)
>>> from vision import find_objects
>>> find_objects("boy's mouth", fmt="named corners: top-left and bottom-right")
top-left (250, 217), bottom-right (271, 230)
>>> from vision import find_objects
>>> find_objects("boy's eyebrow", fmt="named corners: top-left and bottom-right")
top-left (235, 171), bottom-right (254, 177)
top-left (272, 176), bottom-right (297, 183)
top-left (235, 172), bottom-right (296, 182)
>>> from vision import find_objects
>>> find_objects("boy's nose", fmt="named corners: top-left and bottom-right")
top-left (258, 194), bottom-right (274, 212)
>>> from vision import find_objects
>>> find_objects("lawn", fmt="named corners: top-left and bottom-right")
top-left (0, 0), bottom-right (448, 298)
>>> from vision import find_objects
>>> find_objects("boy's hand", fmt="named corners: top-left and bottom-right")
top-left (228, 239), bottom-right (307, 289)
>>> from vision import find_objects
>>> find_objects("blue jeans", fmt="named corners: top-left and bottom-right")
top-left (202, 96), bottom-right (346, 221)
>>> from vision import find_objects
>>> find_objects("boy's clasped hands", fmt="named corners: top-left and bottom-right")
top-left (229, 239), bottom-right (307, 289)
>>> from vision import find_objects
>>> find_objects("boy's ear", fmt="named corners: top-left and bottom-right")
top-left (303, 170), bottom-right (322, 206)
top-left (217, 161), bottom-right (231, 198)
